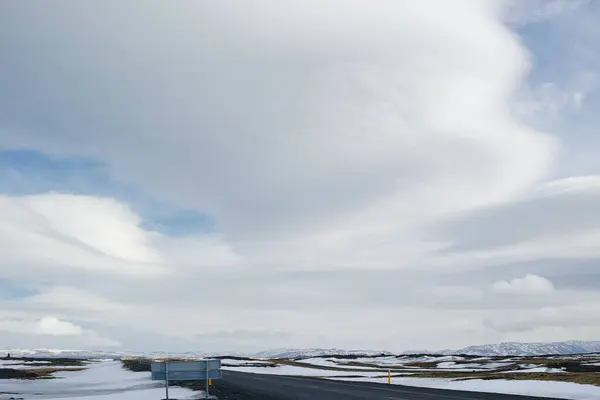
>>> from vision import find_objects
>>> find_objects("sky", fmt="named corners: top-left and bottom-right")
top-left (0, 0), bottom-right (600, 353)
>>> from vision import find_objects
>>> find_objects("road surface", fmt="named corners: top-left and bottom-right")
top-left (214, 370), bottom-right (567, 400)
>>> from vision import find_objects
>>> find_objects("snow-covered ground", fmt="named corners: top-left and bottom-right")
top-left (436, 361), bottom-right (513, 369)
top-left (352, 355), bottom-right (460, 364)
top-left (0, 360), bottom-right (200, 399)
top-left (499, 366), bottom-right (565, 373)
top-left (219, 358), bottom-right (273, 366)
top-left (296, 357), bottom-right (390, 370)
top-left (297, 357), bottom-right (343, 367)
top-left (222, 364), bottom-right (397, 377)
top-left (4, 356), bottom-right (600, 399)
top-left (299, 355), bottom-right (466, 368)
top-left (333, 376), bottom-right (600, 400)
top-left (224, 356), bottom-right (600, 399)
top-left (328, 356), bottom-right (406, 367)
top-left (296, 356), bottom-right (521, 373)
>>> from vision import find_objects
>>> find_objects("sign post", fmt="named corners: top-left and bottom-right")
top-left (151, 359), bottom-right (222, 399)
top-left (206, 365), bottom-right (209, 398)
top-left (165, 361), bottom-right (169, 400)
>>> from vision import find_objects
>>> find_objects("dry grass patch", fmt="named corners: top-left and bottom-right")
top-left (30, 366), bottom-right (87, 376)
top-left (337, 361), bottom-right (408, 370)
top-left (271, 359), bottom-right (389, 373)
top-left (403, 361), bottom-right (441, 368)
top-left (2, 357), bottom-right (86, 366)
top-left (480, 372), bottom-right (600, 386)
top-left (451, 359), bottom-right (500, 365)
top-left (0, 366), bottom-right (87, 380)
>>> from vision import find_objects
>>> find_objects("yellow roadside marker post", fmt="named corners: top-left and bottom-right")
top-left (388, 370), bottom-right (391, 384)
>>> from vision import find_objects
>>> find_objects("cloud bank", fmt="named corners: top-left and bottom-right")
top-left (0, 0), bottom-right (599, 351)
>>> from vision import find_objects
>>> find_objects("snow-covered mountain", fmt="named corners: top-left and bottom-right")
top-left (5, 340), bottom-right (600, 359)
top-left (252, 348), bottom-right (392, 359)
top-left (443, 340), bottom-right (600, 356)
top-left (254, 341), bottom-right (600, 358)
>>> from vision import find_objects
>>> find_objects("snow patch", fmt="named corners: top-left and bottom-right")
top-left (333, 376), bottom-right (600, 400)
top-left (0, 360), bottom-right (200, 399)
top-left (222, 364), bottom-right (390, 377)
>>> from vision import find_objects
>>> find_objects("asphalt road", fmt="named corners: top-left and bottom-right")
top-left (215, 370), bottom-right (568, 400)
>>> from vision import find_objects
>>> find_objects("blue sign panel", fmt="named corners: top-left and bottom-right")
top-left (150, 360), bottom-right (222, 382)
top-left (151, 369), bottom-right (222, 381)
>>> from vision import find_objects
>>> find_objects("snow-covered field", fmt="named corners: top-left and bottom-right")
top-left (499, 367), bottom-right (565, 374)
top-left (222, 355), bottom-right (600, 399)
top-left (436, 361), bottom-right (513, 369)
top-left (0, 360), bottom-right (200, 400)
top-left (222, 363), bottom-right (393, 377)
top-left (219, 358), bottom-right (273, 366)
top-left (4, 352), bottom-right (600, 400)
top-left (291, 357), bottom-right (392, 370)
top-left (224, 358), bottom-right (600, 399)
top-left (334, 376), bottom-right (600, 400)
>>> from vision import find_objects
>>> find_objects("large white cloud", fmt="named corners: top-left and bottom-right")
top-left (0, 0), bottom-right (556, 238)
top-left (0, 0), bottom-right (598, 351)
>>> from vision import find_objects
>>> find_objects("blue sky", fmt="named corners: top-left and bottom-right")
top-left (0, 149), bottom-right (214, 236)
top-left (0, 279), bottom-right (35, 300)
top-left (514, 2), bottom-right (600, 178)
top-left (1, 1), bottom-right (600, 353)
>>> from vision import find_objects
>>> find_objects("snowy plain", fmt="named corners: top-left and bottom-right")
top-left (219, 358), bottom-right (273, 366)
top-left (222, 364), bottom-right (393, 377)
top-left (0, 360), bottom-right (201, 399)
top-left (334, 376), bottom-right (600, 400)
top-left (4, 356), bottom-right (600, 399)
top-left (289, 357), bottom-right (393, 370)
top-left (224, 357), bottom-right (600, 400)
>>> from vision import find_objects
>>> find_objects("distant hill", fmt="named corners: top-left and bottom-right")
top-left (5, 340), bottom-right (600, 359)
top-left (440, 340), bottom-right (600, 356)
top-left (251, 348), bottom-right (392, 359)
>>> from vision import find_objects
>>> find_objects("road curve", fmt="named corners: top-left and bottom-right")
top-left (214, 370), bottom-right (567, 400)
